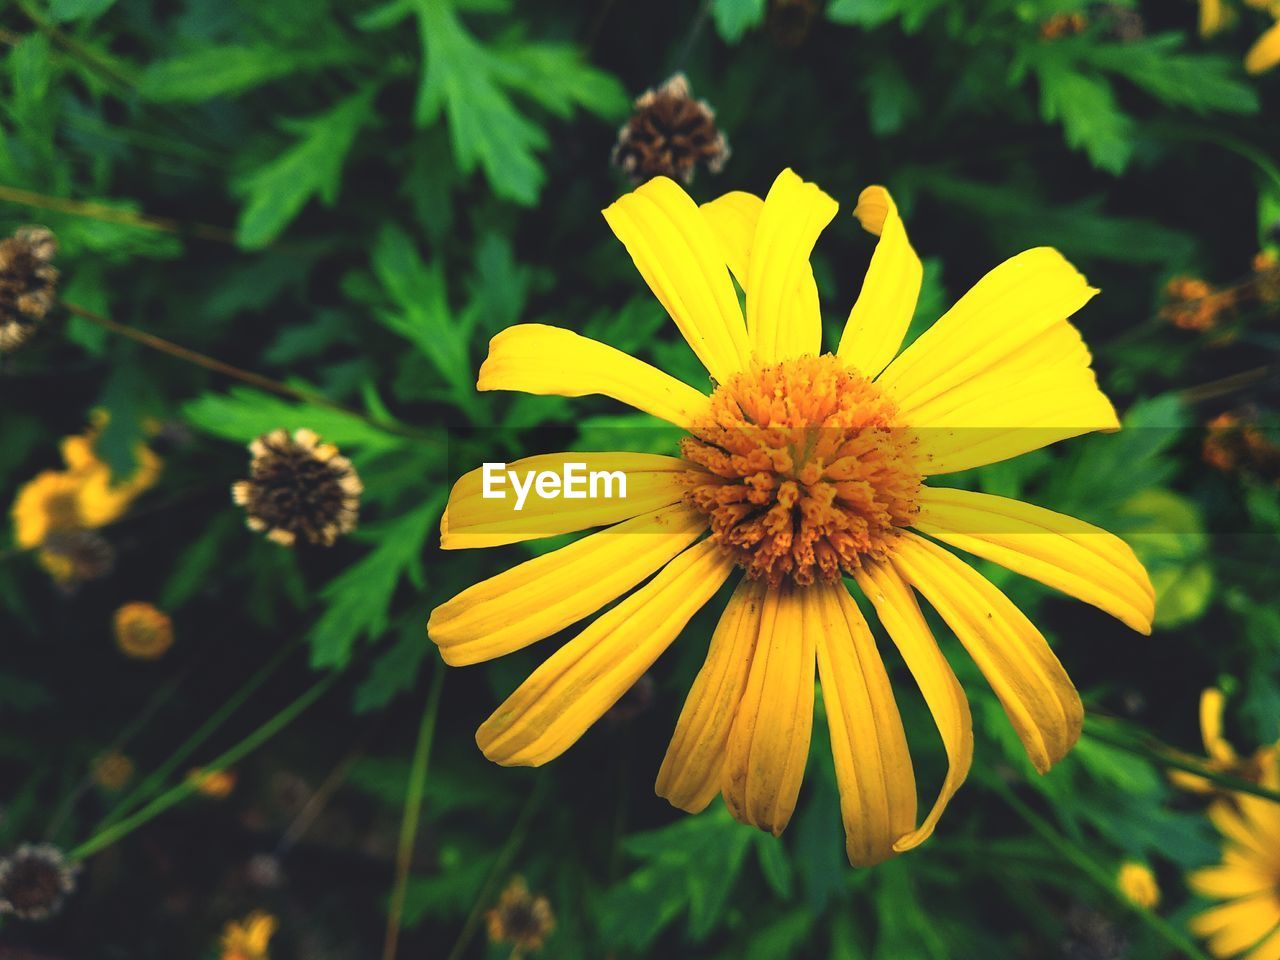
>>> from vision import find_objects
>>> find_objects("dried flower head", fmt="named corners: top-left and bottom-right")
top-left (1040, 11), bottom-right (1089, 39)
top-left (612, 74), bottom-right (729, 186)
top-left (0, 843), bottom-right (80, 921)
top-left (37, 529), bottom-right (116, 588)
top-left (91, 751), bottom-right (135, 792)
top-left (1202, 411), bottom-right (1280, 480)
top-left (113, 602), bottom-right (174, 660)
top-left (220, 910), bottom-right (277, 960)
top-left (486, 876), bottom-right (555, 952)
top-left (1252, 249), bottom-right (1280, 304)
top-left (0, 226), bottom-right (58, 354)
top-left (1159, 275), bottom-right (1235, 332)
top-left (232, 429), bottom-right (362, 547)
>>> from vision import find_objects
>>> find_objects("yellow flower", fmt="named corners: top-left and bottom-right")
top-left (1187, 753), bottom-right (1280, 958)
top-left (220, 910), bottom-right (276, 960)
top-left (1245, 17), bottom-right (1280, 73)
top-left (427, 171), bottom-right (1154, 865)
top-left (11, 471), bottom-right (89, 548)
top-left (113, 602), bottom-right (174, 660)
top-left (486, 876), bottom-right (555, 952)
top-left (1171, 689), bottom-right (1277, 796)
top-left (91, 752), bottom-right (135, 792)
top-left (1118, 860), bottom-right (1161, 909)
top-left (189, 767), bottom-right (237, 799)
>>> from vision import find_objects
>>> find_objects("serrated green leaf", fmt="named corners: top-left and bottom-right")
top-left (1083, 35), bottom-right (1258, 115)
top-left (233, 89), bottom-right (374, 249)
top-left (138, 45), bottom-right (355, 102)
top-left (353, 619), bottom-right (433, 712)
top-left (182, 386), bottom-right (408, 452)
top-left (1035, 59), bottom-right (1133, 174)
top-left (491, 43), bottom-right (629, 119)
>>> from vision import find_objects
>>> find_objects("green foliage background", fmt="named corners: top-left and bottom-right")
top-left (2, 0), bottom-right (1279, 956)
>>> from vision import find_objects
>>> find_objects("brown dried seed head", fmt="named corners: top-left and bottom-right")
top-left (612, 73), bottom-right (730, 186)
top-left (0, 226), bottom-right (59, 354)
top-left (486, 876), bottom-right (555, 951)
top-left (0, 843), bottom-right (80, 922)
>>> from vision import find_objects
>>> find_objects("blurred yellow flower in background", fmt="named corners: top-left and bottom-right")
top-left (220, 910), bottom-right (276, 960)
top-left (1118, 861), bottom-right (1161, 909)
top-left (486, 876), bottom-right (555, 954)
top-left (113, 602), bottom-right (174, 660)
top-left (189, 767), bottom-right (237, 799)
top-left (1171, 689), bottom-right (1277, 797)
top-left (91, 752), bottom-right (135, 792)
top-left (1200, 0), bottom-right (1280, 73)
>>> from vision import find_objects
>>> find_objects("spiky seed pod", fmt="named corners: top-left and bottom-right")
top-left (486, 876), bottom-right (555, 952)
top-left (37, 529), bottom-right (116, 588)
top-left (232, 429), bottom-right (362, 547)
top-left (0, 227), bottom-right (59, 354)
top-left (612, 74), bottom-right (729, 186)
top-left (0, 843), bottom-right (80, 921)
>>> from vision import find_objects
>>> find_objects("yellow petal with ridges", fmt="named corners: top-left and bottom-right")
top-left (745, 169), bottom-right (837, 363)
top-left (701, 191), bottom-right (763, 287)
top-left (476, 539), bottom-right (735, 766)
top-left (837, 186), bottom-right (923, 379)
top-left (477, 324), bottom-right (710, 429)
top-left (429, 503), bottom-right (707, 666)
top-left (891, 533), bottom-right (1083, 774)
top-left (440, 452), bottom-right (688, 550)
top-left (853, 560), bottom-right (973, 852)
top-left (656, 578), bottom-right (766, 813)
top-left (603, 177), bottom-right (750, 382)
top-left (913, 487), bottom-right (1154, 634)
top-left (721, 582), bottom-right (815, 836)
top-left (814, 581), bottom-right (917, 866)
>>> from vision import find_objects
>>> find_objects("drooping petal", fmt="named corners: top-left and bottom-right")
top-left (853, 560), bottom-right (973, 852)
top-left (721, 582), bottom-right (816, 835)
top-left (441, 452), bottom-right (688, 550)
top-left (890, 533), bottom-right (1083, 774)
top-left (837, 186), bottom-right (923, 380)
top-left (478, 324), bottom-right (711, 429)
top-left (701, 191), bottom-right (763, 287)
top-left (476, 539), bottom-right (735, 766)
top-left (913, 486), bottom-right (1154, 634)
top-left (745, 169), bottom-right (838, 363)
top-left (814, 580), bottom-right (917, 866)
top-left (878, 248), bottom-right (1117, 473)
top-left (656, 578), bottom-right (766, 813)
top-left (1245, 20), bottom-right (1280, 75)
top-left (603, 177), bottom-right (751, 383)
top-left (1190, 894), bottom-right (1280, 957)
top-left (429, 503), bottom-right (707, 666)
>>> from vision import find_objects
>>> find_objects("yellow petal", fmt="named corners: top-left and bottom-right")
top-left (891, 533), bottom-right (1083, 774)
top-left (837, 186), bottom-right (923, 379)
top-left (1201, 0), bottom-right (1226, 35)
top-left (1193, 894), bottom-right (1280, 957)
top-left (1246, 20), bottom-right (1280, 74)
top-left (476, 539), bottom-right (735, 766)
top-left (1210, 801), bottom-right (1280, 864)
top-left (913, 487), bottom-right (1155, 634)
top-left (1245, 925), bottom-right (1280, 960)
top-left (853, 560), bottom-right (973, 852)
top-left (429, 503), bottom-right (707, 666)
top-left (477, 324), bottom-right (711, 429)
top-left (1189, 864), bottom-right (1278, 900)
top-left (656, 578), bottom-right (767, 813)
top-left (721, 583), bottom-right (816, 836)
top-left (814, 581), bottom-right (918, 866)
top-left (603, 177), bottom-right (751, 383)
top-left (745, 169), bottom-right (838, 363)
top-left (701, 191), bottom-right (763, 287)
top-left (440, 452), bottom-right (688, 550)
top-left (1200, 688), bottom-right (1239, 763)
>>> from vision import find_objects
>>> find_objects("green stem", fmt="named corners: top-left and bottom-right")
top-left (1084, 719), bottom-right (1280, 805)
top-left (990, 779), bottom-right (1213, 960)
top-left (93, 639), bottom-right (300, 835)
top-left (71, 670), bottom-right (337, 860)
top-left (382, 666), bottom-right (445, 960)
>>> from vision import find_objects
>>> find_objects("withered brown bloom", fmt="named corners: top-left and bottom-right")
top-left (38, 529), bottom-right (116, 588)
top-left (232, 428), bottom-right (361, 547)
top-left (486, 876), bottom-right (555, 953)
top-left (0, 843), bottom-right (80, 921)
top-left (612, 73), bottom-right (729, 186)
top-left (0, 226), bottom-right (58, 354)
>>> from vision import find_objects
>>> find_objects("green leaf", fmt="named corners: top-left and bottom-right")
top-left (353, 620), bottom-right (434, 713)
top-left (828, 0), bottom-right (944, 31)
top-left (182, 387), bottom-right (408, 452)
top-left (48, 0), bottom-right (119, 21)
top-left (712, 0), bottom-right (766, 43)
top-left (491, 43), bottom-right (629, 119)
top-left (1083, 36), bottom-right (1259, 115)
top-left (233, 89), bottom-right (374, 249)
top-left (161, 514), bottom-right (239, 610)
top-left (1035, 59), bottom-right (1133, 174)
top-left (308, 497), bottom-right (442, 668)
top-left (754, 833), bottom-right (794, 899)
top-left (1117, 489), bottom-right (1213, 628)
top-left (138, 45), bottom-right (354, 102)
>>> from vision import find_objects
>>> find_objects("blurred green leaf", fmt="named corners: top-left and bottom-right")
top-left (1119, 488), bottom-right (1213, 628)
top-left (1083, 36), bottom-right (1259, 116)
top-left (48, 0), bottom-right (118, 20)
top-left (138, 45), bottom-right (355, 102)
top-left (1034, 59), bottom-right (1133, 174)
top-left (182, 387), bottom-right (408, 452)
top-left (712, 0), bottom-right (766, 43)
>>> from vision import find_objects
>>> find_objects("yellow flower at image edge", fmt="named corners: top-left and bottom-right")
top-left (428, 170), bottom-right (1155, 866)
top-left (113, 602), bottom-right (174, 660)
top-left (220, 910), bottom-right (277, 960)
top-left (1171, 688), bottom-right (1277, 796)
top-left (1118, 861), bottom-right (1161, 909)
top-left (1188, 753), bottom-right (1280, 959)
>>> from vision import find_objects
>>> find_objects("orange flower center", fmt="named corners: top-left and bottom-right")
top-left (680, 355), bottom-right (921, 587)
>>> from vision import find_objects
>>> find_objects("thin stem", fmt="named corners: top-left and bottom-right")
top-left (445, 781), bottom-right (544, 960)
top-left (990, 779), bottom-right (1213, 960)
top-left (0, 184), bottom-right (236, 243)
top-left (1178, 365), bottom-right (1279, 405)
top-left (276, 748), bottom-right (362, 855)
top-left (1084, 720), bottom-right (1280, 805)
top-left (382, 666), bottom-right (445, 960)
top-left (92, 639), bottom-right (301, 835)
top-left (71, 670), bottom-right (338, 861)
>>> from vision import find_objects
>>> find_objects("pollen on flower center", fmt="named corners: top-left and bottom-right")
top-left (680, 354), bottom-right (921, 587)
